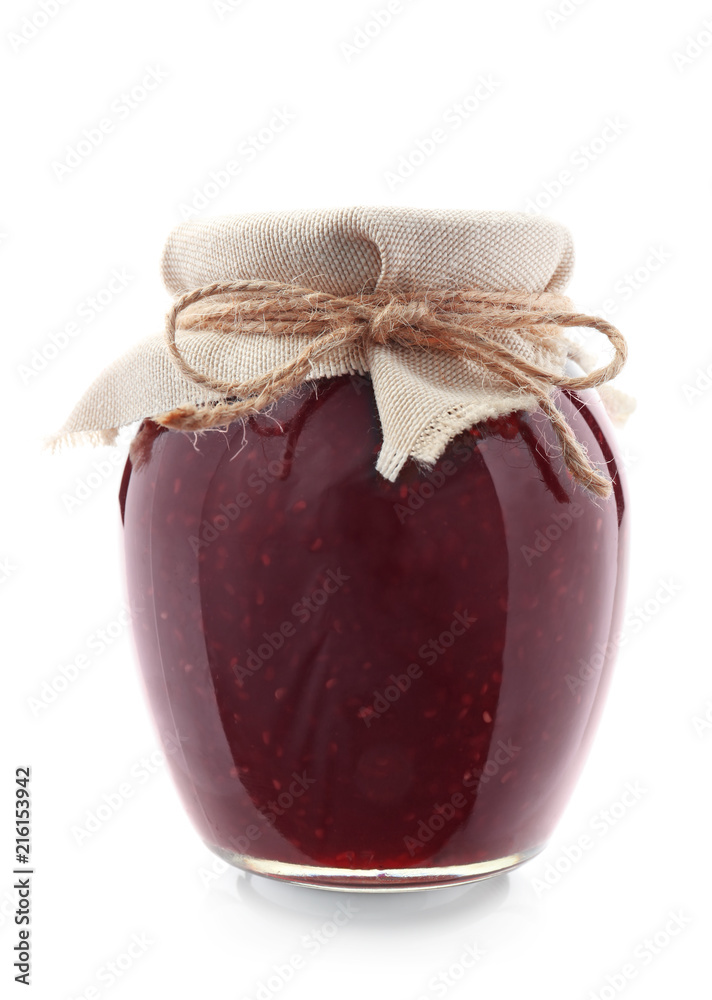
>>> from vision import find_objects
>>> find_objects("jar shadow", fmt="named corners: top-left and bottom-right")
top-left (206, 869), bottom-right (511, 930)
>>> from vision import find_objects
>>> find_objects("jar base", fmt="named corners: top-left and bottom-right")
top-left (206, 842), bottom-right (546, 892)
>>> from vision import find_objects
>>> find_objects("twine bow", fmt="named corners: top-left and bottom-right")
top-left (156, 279), bottom-right (628, 498)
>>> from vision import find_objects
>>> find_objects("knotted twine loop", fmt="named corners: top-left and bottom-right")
top-left (155, 279), bottom-right (628, 499)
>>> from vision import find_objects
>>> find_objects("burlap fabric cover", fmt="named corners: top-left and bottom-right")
top-left (54, 206), bottom-right (593, 480)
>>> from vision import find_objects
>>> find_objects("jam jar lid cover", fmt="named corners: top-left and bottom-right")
top-left (51, 206), bottom-right (599, 481)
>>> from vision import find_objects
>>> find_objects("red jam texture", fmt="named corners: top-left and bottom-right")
top-left (120, 375), bottom-right (627, 883)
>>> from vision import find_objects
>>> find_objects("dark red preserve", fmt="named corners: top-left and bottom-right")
top-left (119, 374), bottom-right (627, 890)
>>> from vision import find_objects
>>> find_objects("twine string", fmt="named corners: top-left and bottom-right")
top-left (156, 279), bottom-right (627, 498)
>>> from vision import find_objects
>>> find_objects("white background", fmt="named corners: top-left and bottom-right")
top-left (2, 0), bottom-right (711, 998)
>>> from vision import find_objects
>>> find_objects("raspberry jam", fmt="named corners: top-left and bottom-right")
top-left (120, 374), bottom-right (627, 890)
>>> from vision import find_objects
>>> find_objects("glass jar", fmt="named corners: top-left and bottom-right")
top-left (119, 373), bottom-right (627, 891)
